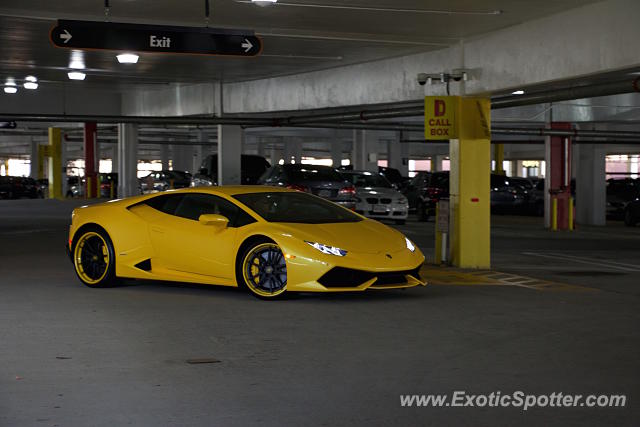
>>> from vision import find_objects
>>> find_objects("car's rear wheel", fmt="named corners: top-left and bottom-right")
top-left (72, 228), bottom-right (118, 288)
top-left (240, 242), bottom-right (287, 299)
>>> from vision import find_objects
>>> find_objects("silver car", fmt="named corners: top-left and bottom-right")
top-left (341, 170), bottom-right (409, 224)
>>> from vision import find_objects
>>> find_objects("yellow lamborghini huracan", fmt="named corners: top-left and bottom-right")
top-left (68, 186), bottom-right (426, 299)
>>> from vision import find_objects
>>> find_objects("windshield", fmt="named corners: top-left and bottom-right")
top-left (286, 166), bottom-right (344, 182)
top-left (343, 172), bottom-right (391, 188)
top-left (234, 192), bottom-right (363, 224)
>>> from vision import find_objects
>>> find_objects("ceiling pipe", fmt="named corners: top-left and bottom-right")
top-left (492, 127), bottom-right (640, 139)
top-left (0, 114), bottom-right (273, 126)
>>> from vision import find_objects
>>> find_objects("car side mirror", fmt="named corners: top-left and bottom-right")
top-left (199, 214), bottom-right (229, 230)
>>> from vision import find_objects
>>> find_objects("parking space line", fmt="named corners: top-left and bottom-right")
top-left (522, 252), bottom-right (640, 272)
top-left (420, 265), bottom-right (596, 292)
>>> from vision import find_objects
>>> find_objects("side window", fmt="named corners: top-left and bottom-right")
top-left (145, 194), bottom-right (184, 215)
top-left (173, 193), bottom-right (256, 227)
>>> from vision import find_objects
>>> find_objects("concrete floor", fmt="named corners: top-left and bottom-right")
top-left (0, 199), bottom-right (638, 427)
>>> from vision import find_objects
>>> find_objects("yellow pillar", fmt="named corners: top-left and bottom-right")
top-left (449, 98), bottom-right (491, 268)
top-left (48, 128), bottom-right (63, 199)
top-left (568, 197), bottom-right (574, 231)
top-left (493, 144), bottom-right (505, 175)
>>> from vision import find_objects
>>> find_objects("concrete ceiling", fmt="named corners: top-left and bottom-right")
top-left (0, 0), bottom-right (599, 88)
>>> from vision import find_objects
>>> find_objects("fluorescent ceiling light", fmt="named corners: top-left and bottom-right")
top-left (25, 75), bottom-right (37, 82)
top-left (68, 71), bottom-right (86, 81)
top-left (251, 0), bottom-right (277, 5)
top-left (4, 86), bottom-right (17, 94)
top-left (512, 90), bottom-right (525, 95)
top-left (116, 53), bottom-right (139, 64)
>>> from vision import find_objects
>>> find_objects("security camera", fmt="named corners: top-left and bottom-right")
top-left (417, 73), bottom-right (429, 86)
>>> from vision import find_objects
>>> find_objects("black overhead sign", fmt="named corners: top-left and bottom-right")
top-left (50, 20), bottom-right (262, 57)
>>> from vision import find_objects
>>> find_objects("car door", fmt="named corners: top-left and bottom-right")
top-left (148, 193), bottom-right (251, 280)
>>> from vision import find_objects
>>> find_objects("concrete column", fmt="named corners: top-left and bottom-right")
top-left (433, 155), bottom-right (446, 172)
top-left (292, 138), bottom-right (302, 164)
top-left (29, 138), bottom-right (39, 179)
top-left (574, 144), bottom-right (606, 226)
top-left (269, 146), bottom-right (280, 167)
top-left (331, 138), bottom-right (342, 168)
top-left (353, 130), bottom-right (377, 171)
top-left (217, 125), bottom-right (242, 185)
top-left (387, 132), bottom-right (409, 176)
top-left (171, 143), bottom-right (193, 173)
top-left (111, 145), bottom-right (118, 173)
top-left (47, 128), bottom-right (63, 199)
top-left (117, 123), bottom-right (138, 198)
top-left (283, 138), bottom-right (294, 164)
top-left (160, 145), bottom-right (169, 170)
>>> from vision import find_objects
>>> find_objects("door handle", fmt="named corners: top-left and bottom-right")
top-left (151, 226), bottom-right (165, 234)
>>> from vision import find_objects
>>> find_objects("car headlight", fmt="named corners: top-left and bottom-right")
top-left (405, 237), bottom-right (415, 252)
top-left (397, 197), bottom-right (408, 204)
top-left (306, 241), bottom-right (348, 257)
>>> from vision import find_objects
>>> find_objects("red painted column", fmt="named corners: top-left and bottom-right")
top-left (84, 122), bottom-right (97, 198)
top-left (548, 122), bottom-right (572, 230)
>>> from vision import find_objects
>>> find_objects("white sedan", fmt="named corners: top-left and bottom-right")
top-left (341, 170), bottom-right (409, 225)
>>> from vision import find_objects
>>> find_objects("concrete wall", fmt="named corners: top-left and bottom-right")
top-left (121, 83), bottom-right (218, 117)
top-left (0, 85), bottom-right (121, 116)
top-left (223, 0), bottom-right (640, 113)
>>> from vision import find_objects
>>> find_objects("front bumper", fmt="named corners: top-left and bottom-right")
top-left (281, 238), bottom-right (427, 292)
top-left (355, 202), bottom-right (408, 220)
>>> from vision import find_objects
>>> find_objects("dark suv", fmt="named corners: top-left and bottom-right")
top-left (259, 164), bottom-right (357, 209)
top-left (403, 172), bottom-right (449, 221)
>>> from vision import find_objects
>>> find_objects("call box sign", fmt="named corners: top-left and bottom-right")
top-left (425, 96), bottom-right (458, 140)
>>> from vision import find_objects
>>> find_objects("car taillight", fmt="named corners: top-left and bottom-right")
top-left (339, 186), bottom-right (356, 196)
top-left (100, 183), bottom-right (109, 189)
top-left (286, 184), bottom-right (309, 192)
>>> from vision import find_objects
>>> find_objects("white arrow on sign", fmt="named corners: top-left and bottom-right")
top-left (60, 29), bottom-right (72, 44)
top-left (241, 38), bottom-right (253, 53)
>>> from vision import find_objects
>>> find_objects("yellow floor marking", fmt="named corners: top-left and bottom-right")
top-left (420, 265), bottom-right (597, 292)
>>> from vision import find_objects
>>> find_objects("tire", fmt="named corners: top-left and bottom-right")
top-left (71, 227), bottom-right (119, 288)
top-left (238, 239), bottom-right (287, 299)
top-left (624, 209), bottom-right (637, 227)
top-left (395, 219), bottom-right (406, 225)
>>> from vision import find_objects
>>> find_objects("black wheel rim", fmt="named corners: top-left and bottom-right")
top-left (79, 236), bottom-right (108, 281)
top-left (244, 245), bottom-right (287, 294)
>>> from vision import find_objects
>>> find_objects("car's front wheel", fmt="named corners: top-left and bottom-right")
top-left (72, 228), bottom-right (119, 287)
top-left (239, 241), bottom-right (287, 299)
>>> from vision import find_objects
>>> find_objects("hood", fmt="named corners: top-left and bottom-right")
top-left (274, 220), bottom-right (406, 254)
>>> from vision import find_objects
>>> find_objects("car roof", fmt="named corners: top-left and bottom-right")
top-left (162, 185), bottom-right (294, 196)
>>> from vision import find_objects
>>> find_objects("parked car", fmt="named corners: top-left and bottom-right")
top-left (67, 176), bottom-right (85, 198)
top-left (259, 164), bottom-right (357, 210)
top-left (624, 195), bottom-right (640, 226)
top-left (140, 170), bottom-right (192, 194)
top-left (191, 154), bottom-right (271, 187)
top-left (402, 172), bottom-right (449, 221)
top-left (340, 170), bottom-right (409, 224)
top-left (36, 178), bottom-right (48, 198)
top-left (99, 173), bottom-right (118, 198)
top-left (378, 166), bottom-right (408, 189)
top-left (0, 176), bottom-right (40, 199)
top-left (606, 178), bottom-right (639, 219)
top-left (490, 174), bottom-right (530, 214)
